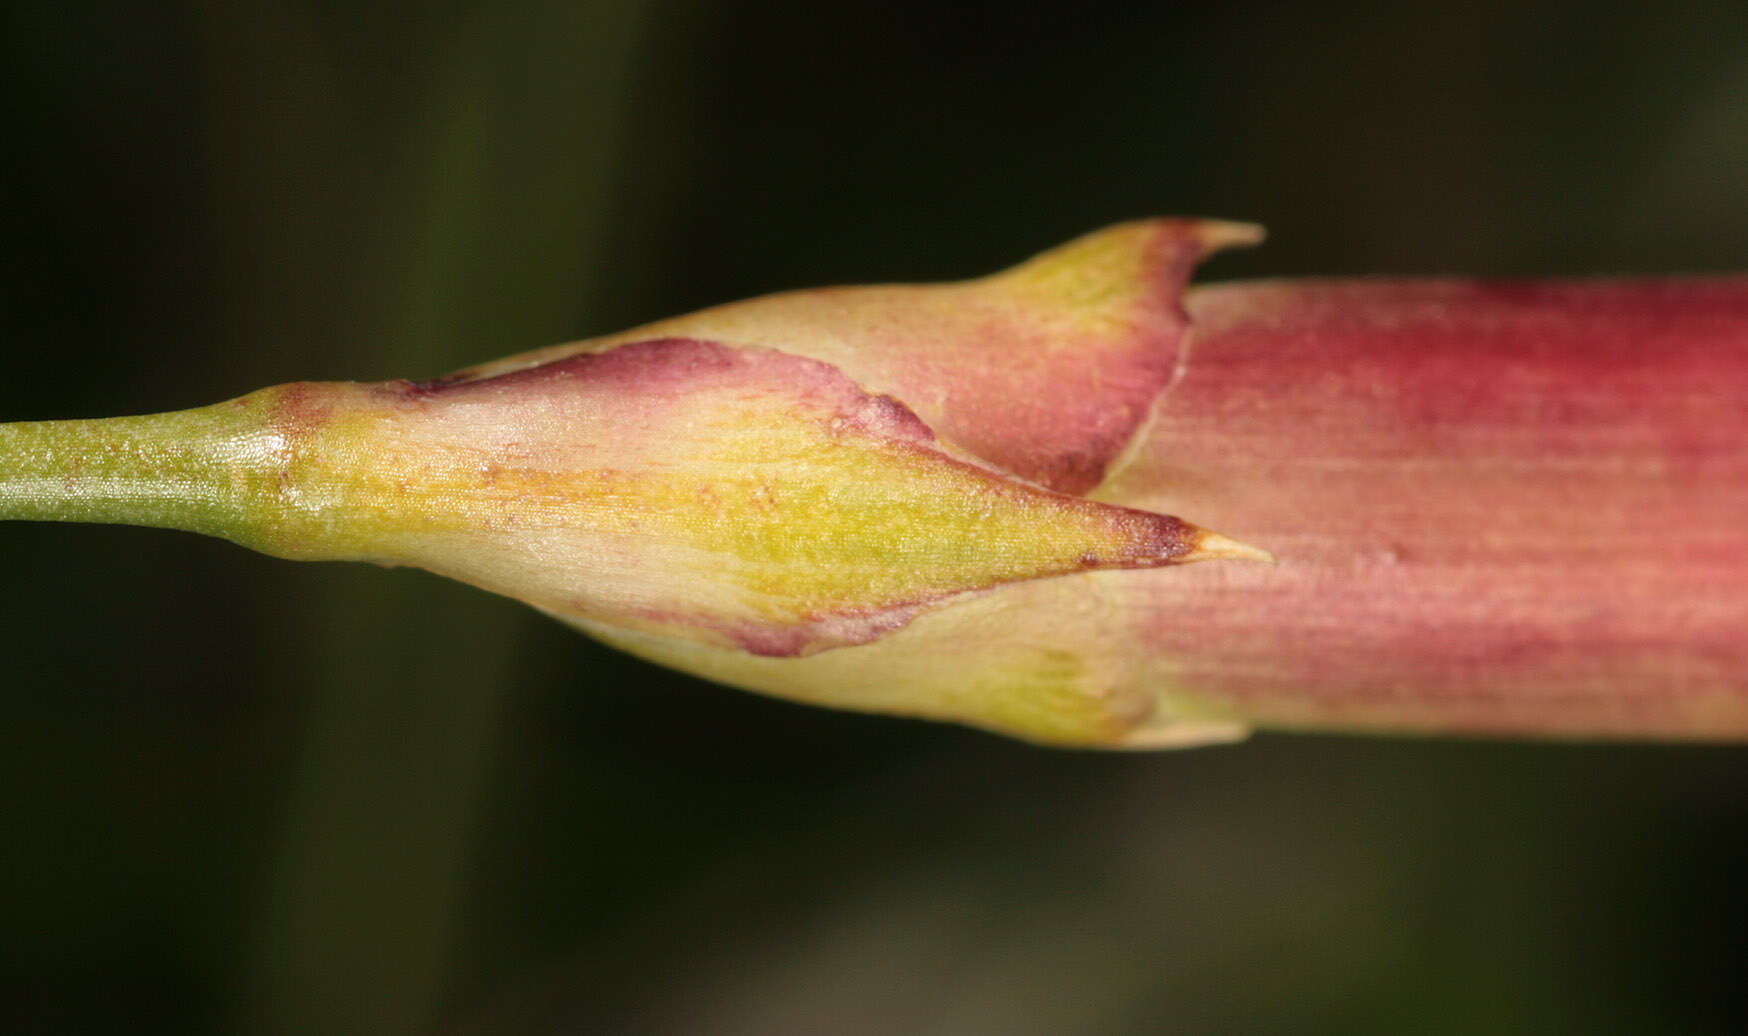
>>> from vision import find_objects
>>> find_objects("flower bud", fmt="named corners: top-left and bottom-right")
top-left (5, 221), bottom-right (1745, 748)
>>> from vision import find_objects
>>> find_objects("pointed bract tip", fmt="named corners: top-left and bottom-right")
top-left (1189, 218), bottom-right (1267, 255)
top-left (1181, 528), bottom-right (1277, 565)
top-left (1116, 721), bottom-right (1253, 750)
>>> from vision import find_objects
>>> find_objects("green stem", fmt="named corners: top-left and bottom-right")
top-left (0, 400), bottom-right (279, 545)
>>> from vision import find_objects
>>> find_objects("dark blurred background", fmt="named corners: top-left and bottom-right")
top-left (4, 2), bottom-right (1747, 1032)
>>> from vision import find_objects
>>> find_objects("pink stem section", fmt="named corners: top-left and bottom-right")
top-left (1102, 276), bottom-right (1748, 740)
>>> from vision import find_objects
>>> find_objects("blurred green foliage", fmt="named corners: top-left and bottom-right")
top-left (3, 1), bottom-right (1746, 1032)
